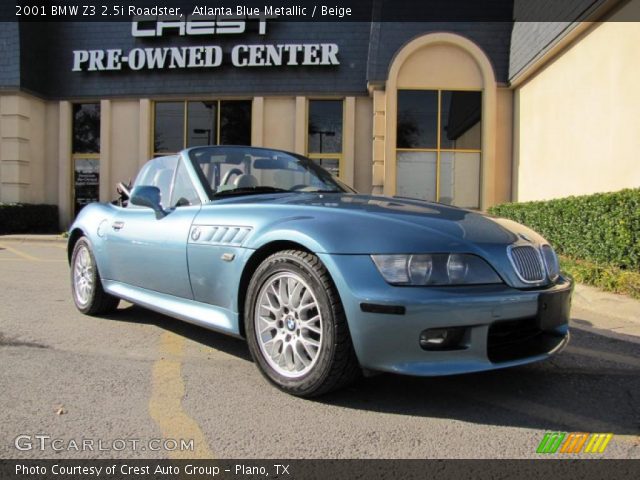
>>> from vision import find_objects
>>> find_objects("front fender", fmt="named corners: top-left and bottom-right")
top-left (247, 226), bottom-right (327, 254)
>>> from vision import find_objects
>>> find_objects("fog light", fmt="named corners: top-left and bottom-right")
top-left (419, 327), bottom-right (466, 351)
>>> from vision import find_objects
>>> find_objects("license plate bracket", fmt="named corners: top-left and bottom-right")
top-left (537, 289), bottom-right (572, 331)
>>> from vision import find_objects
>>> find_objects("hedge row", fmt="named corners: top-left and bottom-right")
top-left (560, 256), bottom-right (640, 299)
top-left (488, 188), bottom-right (640, 271)
top-left (0, 203), bottom-right (59, 234)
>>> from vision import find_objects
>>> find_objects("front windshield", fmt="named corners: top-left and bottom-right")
top-left (187, 146), bottom-right (355, 199)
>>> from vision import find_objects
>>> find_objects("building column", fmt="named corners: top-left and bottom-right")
top-left (99, 99), bottom-right (111, 202)
top-left (371, 89), bottom-right (386, 195)
top-left (0, 95), bottom-right (31, 203)
top-left (138, 99), bottom-right (151, 167)
top-left (251, 97), bottom-right (264, 147)
top-left (342, 96), bottom-right (356, 186)
top-left (480, 84), bottom-right (497, 210)
top-left (58, 101), bottom-right (72, 228)
top-left (294, 96), bottom-right (306, 155)
top-left (511, 89), bottom-right (521, 202)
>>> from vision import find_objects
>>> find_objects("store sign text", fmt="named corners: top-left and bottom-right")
top-left (72, 44), bottom-right (339, 71)
top-left (131, 17), bottom-right (269, 37)
top-left (72, 16), bottom-right (340, 72)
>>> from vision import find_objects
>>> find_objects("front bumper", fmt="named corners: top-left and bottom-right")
top-left (319, 254), bottom-right (572, 376)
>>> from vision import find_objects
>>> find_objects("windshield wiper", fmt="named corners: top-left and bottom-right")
top-left (212, 186), bottom-right (290, 197)
top-left (302, 189), bottom-right (342, 193)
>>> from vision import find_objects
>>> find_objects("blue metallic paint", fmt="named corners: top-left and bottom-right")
top-left (103, 280), bottom-right (241, 337)
top-left (318, 252), bottom-right (571, 375)
top-left (69, 147), bottom-right (571, 377)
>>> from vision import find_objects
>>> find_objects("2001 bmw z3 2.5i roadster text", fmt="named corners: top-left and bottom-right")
top-left (68, 146), bottom-right (572, 397)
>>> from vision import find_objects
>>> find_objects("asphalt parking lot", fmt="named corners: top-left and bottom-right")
top-left (0, 240), bottom-right (638, 459)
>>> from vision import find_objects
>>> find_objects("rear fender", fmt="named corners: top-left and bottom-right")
top-left (67, 203), bottom-right (119, 277)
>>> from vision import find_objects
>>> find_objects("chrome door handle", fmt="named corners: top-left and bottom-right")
top-left (112, 221), bottom-right (125, 231)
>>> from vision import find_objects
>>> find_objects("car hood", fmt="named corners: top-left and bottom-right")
top-left (196, 193), bottom-right (552, 288)
top-left (201, 193), bottom-right (547, 254)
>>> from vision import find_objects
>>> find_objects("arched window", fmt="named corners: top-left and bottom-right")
top-left (384, 33), bottom-right (497, 210)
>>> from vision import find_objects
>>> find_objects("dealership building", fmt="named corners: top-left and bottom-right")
top-left (0, 0), bottom-right (639, 227)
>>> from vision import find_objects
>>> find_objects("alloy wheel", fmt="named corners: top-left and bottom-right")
top-left (254, 272), bottom-right (323, 378)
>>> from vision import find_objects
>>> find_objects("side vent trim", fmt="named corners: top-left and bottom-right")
top-left (189, 225), bottom-right (253, 247)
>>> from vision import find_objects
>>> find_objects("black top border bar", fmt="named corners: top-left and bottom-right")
top-left (4, 0), bottom-right (640, 22)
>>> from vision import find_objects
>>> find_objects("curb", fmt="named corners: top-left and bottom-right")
top-left (0, 235), bottom-right (68, 244)
top-left (571, 283), bottom-right (640, 326)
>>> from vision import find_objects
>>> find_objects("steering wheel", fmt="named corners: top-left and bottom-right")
top-left (221, 168), bottom-right (244, 186)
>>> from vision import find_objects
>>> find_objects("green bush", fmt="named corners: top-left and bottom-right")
top-left (0, 203), bottom-right (59, 234)
top-left (560, 256), bottom-right (640, 299)
top-left (488, 189), bottom-right (640, 271)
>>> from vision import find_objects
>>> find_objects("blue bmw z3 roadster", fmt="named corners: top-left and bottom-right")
top-left (68, 146), bottom-right (572, 396)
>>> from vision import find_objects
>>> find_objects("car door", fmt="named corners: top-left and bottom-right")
top-left (104, 156), bottom-right (202, 300)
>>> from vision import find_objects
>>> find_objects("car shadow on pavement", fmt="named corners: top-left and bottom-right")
top-left (103, 305), bottom-right (640, 436)
top-left (319, 322), bottom-right (640, 436)
top-left (102, 304), bottom-right (253, 362)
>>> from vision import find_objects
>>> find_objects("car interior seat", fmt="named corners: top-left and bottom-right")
top-left (234, 174), bottom-right (259, 189)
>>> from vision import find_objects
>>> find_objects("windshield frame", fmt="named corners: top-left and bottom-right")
top-left (185, 146), bottom-right (356, 200)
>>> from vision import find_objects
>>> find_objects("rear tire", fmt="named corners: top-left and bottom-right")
top-left (70, 237), bottom-right (119, 315)
top-left (245, 250), bottom-right (360, 397)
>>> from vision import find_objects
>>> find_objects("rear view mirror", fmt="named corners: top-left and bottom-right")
top-left (130, 186), bottom-right (166, 218)
top-left (253, 157), bottom-right (292, 170)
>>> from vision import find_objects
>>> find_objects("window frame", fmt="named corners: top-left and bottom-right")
top-left (306, 98), bottom-right (345, 178)
top-left (396, 88), bottom-right (482, 207)
top-left (169, 157), bottom-right (203, 208)
top-left (152, 99), bottom-right (253, 157)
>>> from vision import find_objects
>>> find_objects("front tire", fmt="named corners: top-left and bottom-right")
top-left (70, 237), bottom-right (119, 315)
top-left (245, 250), bottom-right (360, 397)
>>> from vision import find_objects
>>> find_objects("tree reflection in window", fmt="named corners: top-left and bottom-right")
top-left (308, 100), bottom-right (343, 154)
top-left (73, 104), bottom-right (100, 153)
top-left (220, 101), bottom-right (252, 145)
top-left (397, 91), bottom-right (437, 149)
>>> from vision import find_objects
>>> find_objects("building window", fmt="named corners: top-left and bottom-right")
top-left (72, 103), bottom-right (100, 216)
top-left (219, 101), bottom-right (252, 146)
top-left (307, 99), bottom-right (343, 177)
top-left (153, 100), bottom-right (252, 155)
top-left (154, 102), bottom-right (186, 153)
top-left (397, 90), bottom-right (481, 208)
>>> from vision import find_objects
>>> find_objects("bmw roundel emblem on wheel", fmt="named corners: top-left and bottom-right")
top-left (67, 146), bottom-right (572, 397)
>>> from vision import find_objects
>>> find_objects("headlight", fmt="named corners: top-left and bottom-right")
top-left (371, 254), bottom-right (502, 286)
top-left (541, 245), bottom-right (560, 281)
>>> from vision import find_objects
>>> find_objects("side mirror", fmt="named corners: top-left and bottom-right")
top-left (130, 186), bottom-right (167, 218)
